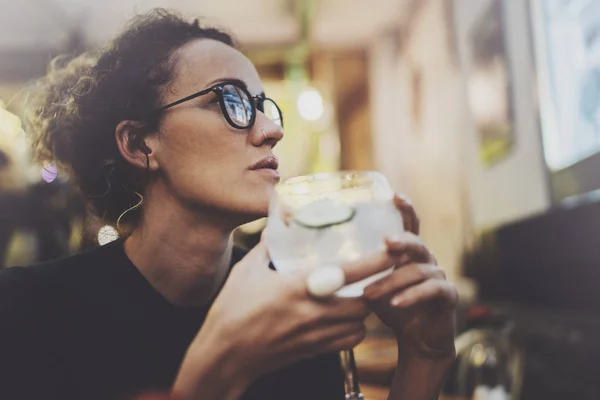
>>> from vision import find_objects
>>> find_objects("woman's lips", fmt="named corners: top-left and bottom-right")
top-left (249, 156), bottom-right (279, 171)
top-left (249, 156), bottom-right (280, 182)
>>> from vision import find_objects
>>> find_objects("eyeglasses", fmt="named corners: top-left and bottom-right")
top-left (155, 80), bottom-right (283, 130)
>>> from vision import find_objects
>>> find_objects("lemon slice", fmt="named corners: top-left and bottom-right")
top-left (293, 200), bottom-right (356, 229)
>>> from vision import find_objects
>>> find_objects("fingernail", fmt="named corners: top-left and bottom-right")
top-left (397, 194), bottom-right (411, 204)
top-left (362, 286), bottom-right (375, 298)
top-left (386, 235), bottom-right (403, 244)
top-left (390, 295), bottom-right (404, 307)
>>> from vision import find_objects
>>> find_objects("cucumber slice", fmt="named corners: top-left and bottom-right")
top-left (293, 200), bottom-right (356, 229)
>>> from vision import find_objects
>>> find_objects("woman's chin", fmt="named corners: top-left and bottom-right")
top-left (228, 200), bottom-right (269, 226)
top-left (243, 204), bottom-right (269, 221)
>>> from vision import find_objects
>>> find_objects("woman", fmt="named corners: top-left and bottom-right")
top-left (0, 9), bottom-right (457, 400)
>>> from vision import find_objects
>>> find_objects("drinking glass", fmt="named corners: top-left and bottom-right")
top-left (266, 171), bottom-right (404, 399)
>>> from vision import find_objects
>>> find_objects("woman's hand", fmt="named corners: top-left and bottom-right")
top-left (363, 195), bottom-right (457, 360)
top-left (173, 233), bottom-right (390, 400)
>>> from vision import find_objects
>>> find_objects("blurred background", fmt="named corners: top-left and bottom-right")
top-left (1, 0), bottom-right (600, 398)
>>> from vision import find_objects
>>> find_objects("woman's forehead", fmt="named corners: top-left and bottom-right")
top-left (169, 39), bottom-right (263, 97)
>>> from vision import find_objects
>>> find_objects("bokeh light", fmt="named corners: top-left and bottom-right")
top-left (41, 163), bottom-right (58, 183)
top-left (98, 225), bottom-right (119, 246)
top-left (297, 88), bottom-right (325, 121)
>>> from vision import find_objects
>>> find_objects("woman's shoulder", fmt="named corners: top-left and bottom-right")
top-left (0, 266), bottom-right (37, 312)
top-left (0, 245), bottom-right (122, 399)
top-left (0, 241), bottom-right (122, 308)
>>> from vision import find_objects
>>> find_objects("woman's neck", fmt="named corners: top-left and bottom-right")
top-left (123, 188), bottom-right (237, 307)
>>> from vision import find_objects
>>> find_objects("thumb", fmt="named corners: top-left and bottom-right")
top-left (284, 251), bottom-right (393, 288)
top-left (235, 230), bottom-right (271, 273)
top-left (339, 251), bottom-right (394, 285)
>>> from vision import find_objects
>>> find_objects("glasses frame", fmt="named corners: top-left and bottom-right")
top-left (155, 80), bottom-right (283, 130)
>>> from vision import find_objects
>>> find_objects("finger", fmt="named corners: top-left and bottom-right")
top-left (362, 263), bottom-right (445, 300)
top-left (278, 302), bottom-right (367, 346)
top-left (295, 298), bottom-right (369, 326)
top-left (393, 194), bottom-right (414, 233)
top-left (322, 325), bottom-right (368, 353)
top-left (318, 297), bottom-right (370, 322)
top-left (339, 251), bottom-right (394, 285)
top-left (388, 279), bottom-right (458, 309)
top-left (385, 232), bottom-right (434, 264)
top-left (302, 321), bottom-right (366, 350)
top-left (393, 194), bottom-right (420, 235)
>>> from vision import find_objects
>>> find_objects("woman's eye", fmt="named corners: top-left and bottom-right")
top-left (202, 96), bottom-right (220, 108)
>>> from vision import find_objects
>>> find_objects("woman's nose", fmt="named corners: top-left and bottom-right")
top-left (252, 116), bottom-right (284, 147)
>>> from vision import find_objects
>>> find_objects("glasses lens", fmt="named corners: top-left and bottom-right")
top-left (262, 98), bottom-right (283, 128)
top-left (222, 84), bottom-right (253, 127)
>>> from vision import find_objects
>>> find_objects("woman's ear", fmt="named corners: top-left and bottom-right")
top-left (115, 121), bottom-right (159, 171)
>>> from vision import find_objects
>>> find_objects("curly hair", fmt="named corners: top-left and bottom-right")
top-left (24, 9), bottom-right (234, 227)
